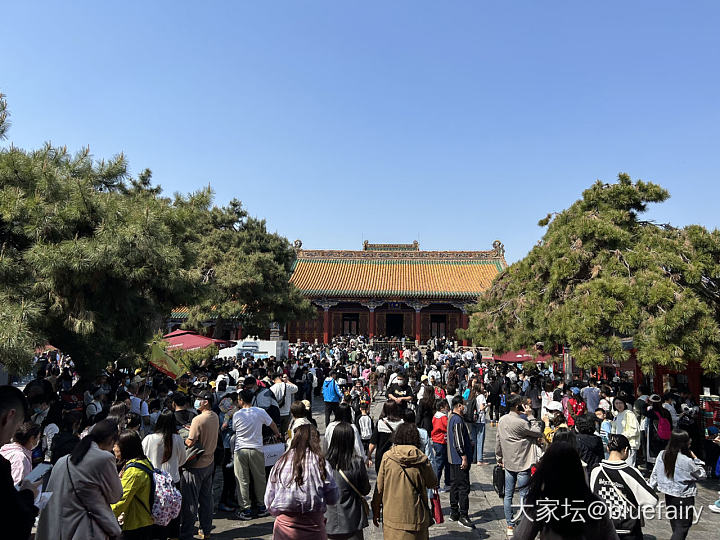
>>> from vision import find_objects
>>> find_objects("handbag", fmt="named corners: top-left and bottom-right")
top-left (430, 488), bottom-right (444, 524)
top-left (338, 469), bottom-right (371, 517)
top-left (493, 464), bottom-right (505, 498)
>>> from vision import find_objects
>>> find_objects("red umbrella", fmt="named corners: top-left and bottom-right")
top-left (164, 331), bottom-right (231, 351)
top-left (494, 349), bottom-right (553, 364)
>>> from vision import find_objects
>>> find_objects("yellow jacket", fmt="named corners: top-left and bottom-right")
top-left (111, 458), bottom-right (154, 530)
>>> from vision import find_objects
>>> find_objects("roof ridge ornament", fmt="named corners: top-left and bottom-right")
top-left (492, 240), bottom-right (505, 258)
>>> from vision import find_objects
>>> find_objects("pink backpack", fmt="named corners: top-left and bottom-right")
top-left (127, 462), bottom-right (182, 526)
top-left (655, 411), bottom-right (672, 440)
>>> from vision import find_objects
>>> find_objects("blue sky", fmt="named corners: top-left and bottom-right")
top-left (2, 1), bottom-right (719, 263)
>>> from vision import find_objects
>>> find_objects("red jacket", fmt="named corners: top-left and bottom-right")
top-left (431, 412), bottom-right (448, 444)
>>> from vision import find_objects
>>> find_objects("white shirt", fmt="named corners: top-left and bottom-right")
top-left (324, 421), bottom-right (366, 459)
top-left (270, 381), bottom-right (298, 416)
top-left (232, 407), bottom-right (272, 451)
top-left (663, 403), bottom-right (679, 428)
top-left (129, 395), bottom-right (149, 417)
top-left (142, 433), bottom-right (187, 483)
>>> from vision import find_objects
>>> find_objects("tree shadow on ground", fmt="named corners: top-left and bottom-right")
top-left (208, 520), bottom-right (274, 539)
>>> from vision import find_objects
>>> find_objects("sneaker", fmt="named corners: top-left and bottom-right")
top-left (256, 507), bottom-right (270, 518)
top-left (458, 517), bottom-right (475, 529)
top-left (236, 509), bottom-right (254, 521)
top-left (198, 532), bottom-right (210, 540)
top-left (448, 513), bottom-right (459, 522)
top-left (218, 503), bottom-right (234, 512)
top-left (506, 526), bottom-right (514, 537)
top-left (709, 503), bottom-right (720, 514)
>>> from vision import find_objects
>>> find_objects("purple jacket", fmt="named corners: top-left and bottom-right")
top-left (265, 449), bottom-right (339, 514)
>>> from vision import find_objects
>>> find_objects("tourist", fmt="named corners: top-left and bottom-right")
top-left (367, 401), bottom-right (403, 472)
top-left (581, 377), bottom-right (602, 414)
top-left (574, 413), bottom-right (604, 471)
top-left (265, 424), bottom-right (339, 539)
top-left (447, 395), bottom-right (475, 529)
top-left (325, 423), bottom-right (371, 540)
top-left (356, 402), bottom-right (374, 456)
top-left (325, 402), bottom-right (366, 458)
top-left (270, 371), bottom-right (298, 434)
top-left (590, 434), bottom-right (658, 540)
top-left (430, 399), bottom-right (451, 490)
top-left (287, 400), bottom-right (313, 444)
top-left (371, 423), bottom-right (438, 540)
top-left (322, 370), bottom-right (344, 426)
top-left (39, 400), bottom-right (63, 463)
top-left (495, 394), bottom-right (544, 537)
top-left (0, 421), bottom-right (40, 484)
top-left (513, 442), bottom-right (620, 539)
top-left (142, 410), bottom-right (187, 539)
top-left (467, 382), bottom-right (488, 464)
top-left (542, 401), bottom-right (568, 444)
top-left (232, 388), bottom-right (281, 520)
top-left (49, 410), bottom-right (81, 464)
top-left (112, 430), bottom-right (155, 540)
top-left (37, 419), bottom-right (123, 540)
top-left (0, 386), bottom-right (39, 540)
top-left (565, 386), bottom-right (587, 427)
top-left (649, 429), bottom-right (706, 540)
top-left (387, 371), bottom-right (413, 410)
top-left (179, 391), bottom-right (219, 540)
top-left (611, 395), bottom-right (640, 466)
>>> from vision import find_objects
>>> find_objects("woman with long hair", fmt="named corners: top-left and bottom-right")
top-left (611, 395), bottom-right (640, 465)
top-left (367, 401), bottom-right (403, 472)
top-left (467, 383), bottom-right (488, 464)
top-left (112, 430), bottom-right (155, 540)
top-left (371, 423), bottom-right (438, 540)
top-left (142, 410), bottom-right (186, 539)
top-left (265, 424), bottom-right (339, 540)
top-left (649, 429), bottom-right (705, 540)
top-left (37, 419), bottom-right (123, 540)
top-left (514, 442), bottom-right (619, 539)
top-left (325, 423), bottom-right (371, 540)
top-left (415, 384), bottom-right (436, 434)
top-left (325, 402), bottom-right (365, 459)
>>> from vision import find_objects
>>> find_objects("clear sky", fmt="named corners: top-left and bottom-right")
top-left (2, 1), bottom-right (719, 263)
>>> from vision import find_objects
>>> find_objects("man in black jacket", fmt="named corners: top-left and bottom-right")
top-left (0, 385), bottom-right (38, 539)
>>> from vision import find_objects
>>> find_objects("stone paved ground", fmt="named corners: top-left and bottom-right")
top-left (203, 394), bottom-right (720, 539)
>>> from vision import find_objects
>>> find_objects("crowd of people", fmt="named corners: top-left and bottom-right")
top-left (1, 336), bottom-right (719, 540)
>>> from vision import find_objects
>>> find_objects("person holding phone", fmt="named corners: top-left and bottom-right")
top-left (495, 394), bottom-right (544, 537)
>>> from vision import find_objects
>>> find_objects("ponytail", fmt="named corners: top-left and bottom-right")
top-left (70, 419), bottom-right (119, 465)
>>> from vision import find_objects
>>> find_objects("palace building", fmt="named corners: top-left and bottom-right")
top-left (286, 241), bottom-right (508, 344)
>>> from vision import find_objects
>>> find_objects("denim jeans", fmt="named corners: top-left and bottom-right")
top-left (432, 441), bottom-right (450, 487)
top-left (503, 468), bottom-right (531, 526)
top-left (470, 422), bottom-right (486, 462)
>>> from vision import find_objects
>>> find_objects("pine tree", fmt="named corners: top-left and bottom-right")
top-left (464, 174), bottom-right (720, 374)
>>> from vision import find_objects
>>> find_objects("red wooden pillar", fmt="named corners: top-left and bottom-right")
top-left (461, 313), bottom-right (469, 346)
top-left (323, 308), bottom-right (330, 344)
top-left (415, 309), bottom-right (421, 343)
top-left (369, 309), bottom-right (376, 338)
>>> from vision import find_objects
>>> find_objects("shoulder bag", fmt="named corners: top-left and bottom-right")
top-left (338, 469), bottom-right (370, 517)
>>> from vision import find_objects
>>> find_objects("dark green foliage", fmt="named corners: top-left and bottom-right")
top-left (464, 174), bottom-right (720, 374)
top-left (0, 94), bottom-right (311, 376)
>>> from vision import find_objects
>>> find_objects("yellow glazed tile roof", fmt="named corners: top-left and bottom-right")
top-left (290, 249), bottom-right (506, 299)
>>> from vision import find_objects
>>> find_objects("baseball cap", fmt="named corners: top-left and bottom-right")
top-left (571, 387), bottom-right (580, 395)
top-left (546, 401), bottom-right (563, 412)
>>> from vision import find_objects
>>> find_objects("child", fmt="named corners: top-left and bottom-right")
top-left (595, 407), bottom-right (613, 458)
top-left (356, 403), bottom-right (374, 456)
top-left (431, 399), bottom-right (450, 491)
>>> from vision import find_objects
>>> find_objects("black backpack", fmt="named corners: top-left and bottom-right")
top-left (464, 396), bottom-right (479, 423)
